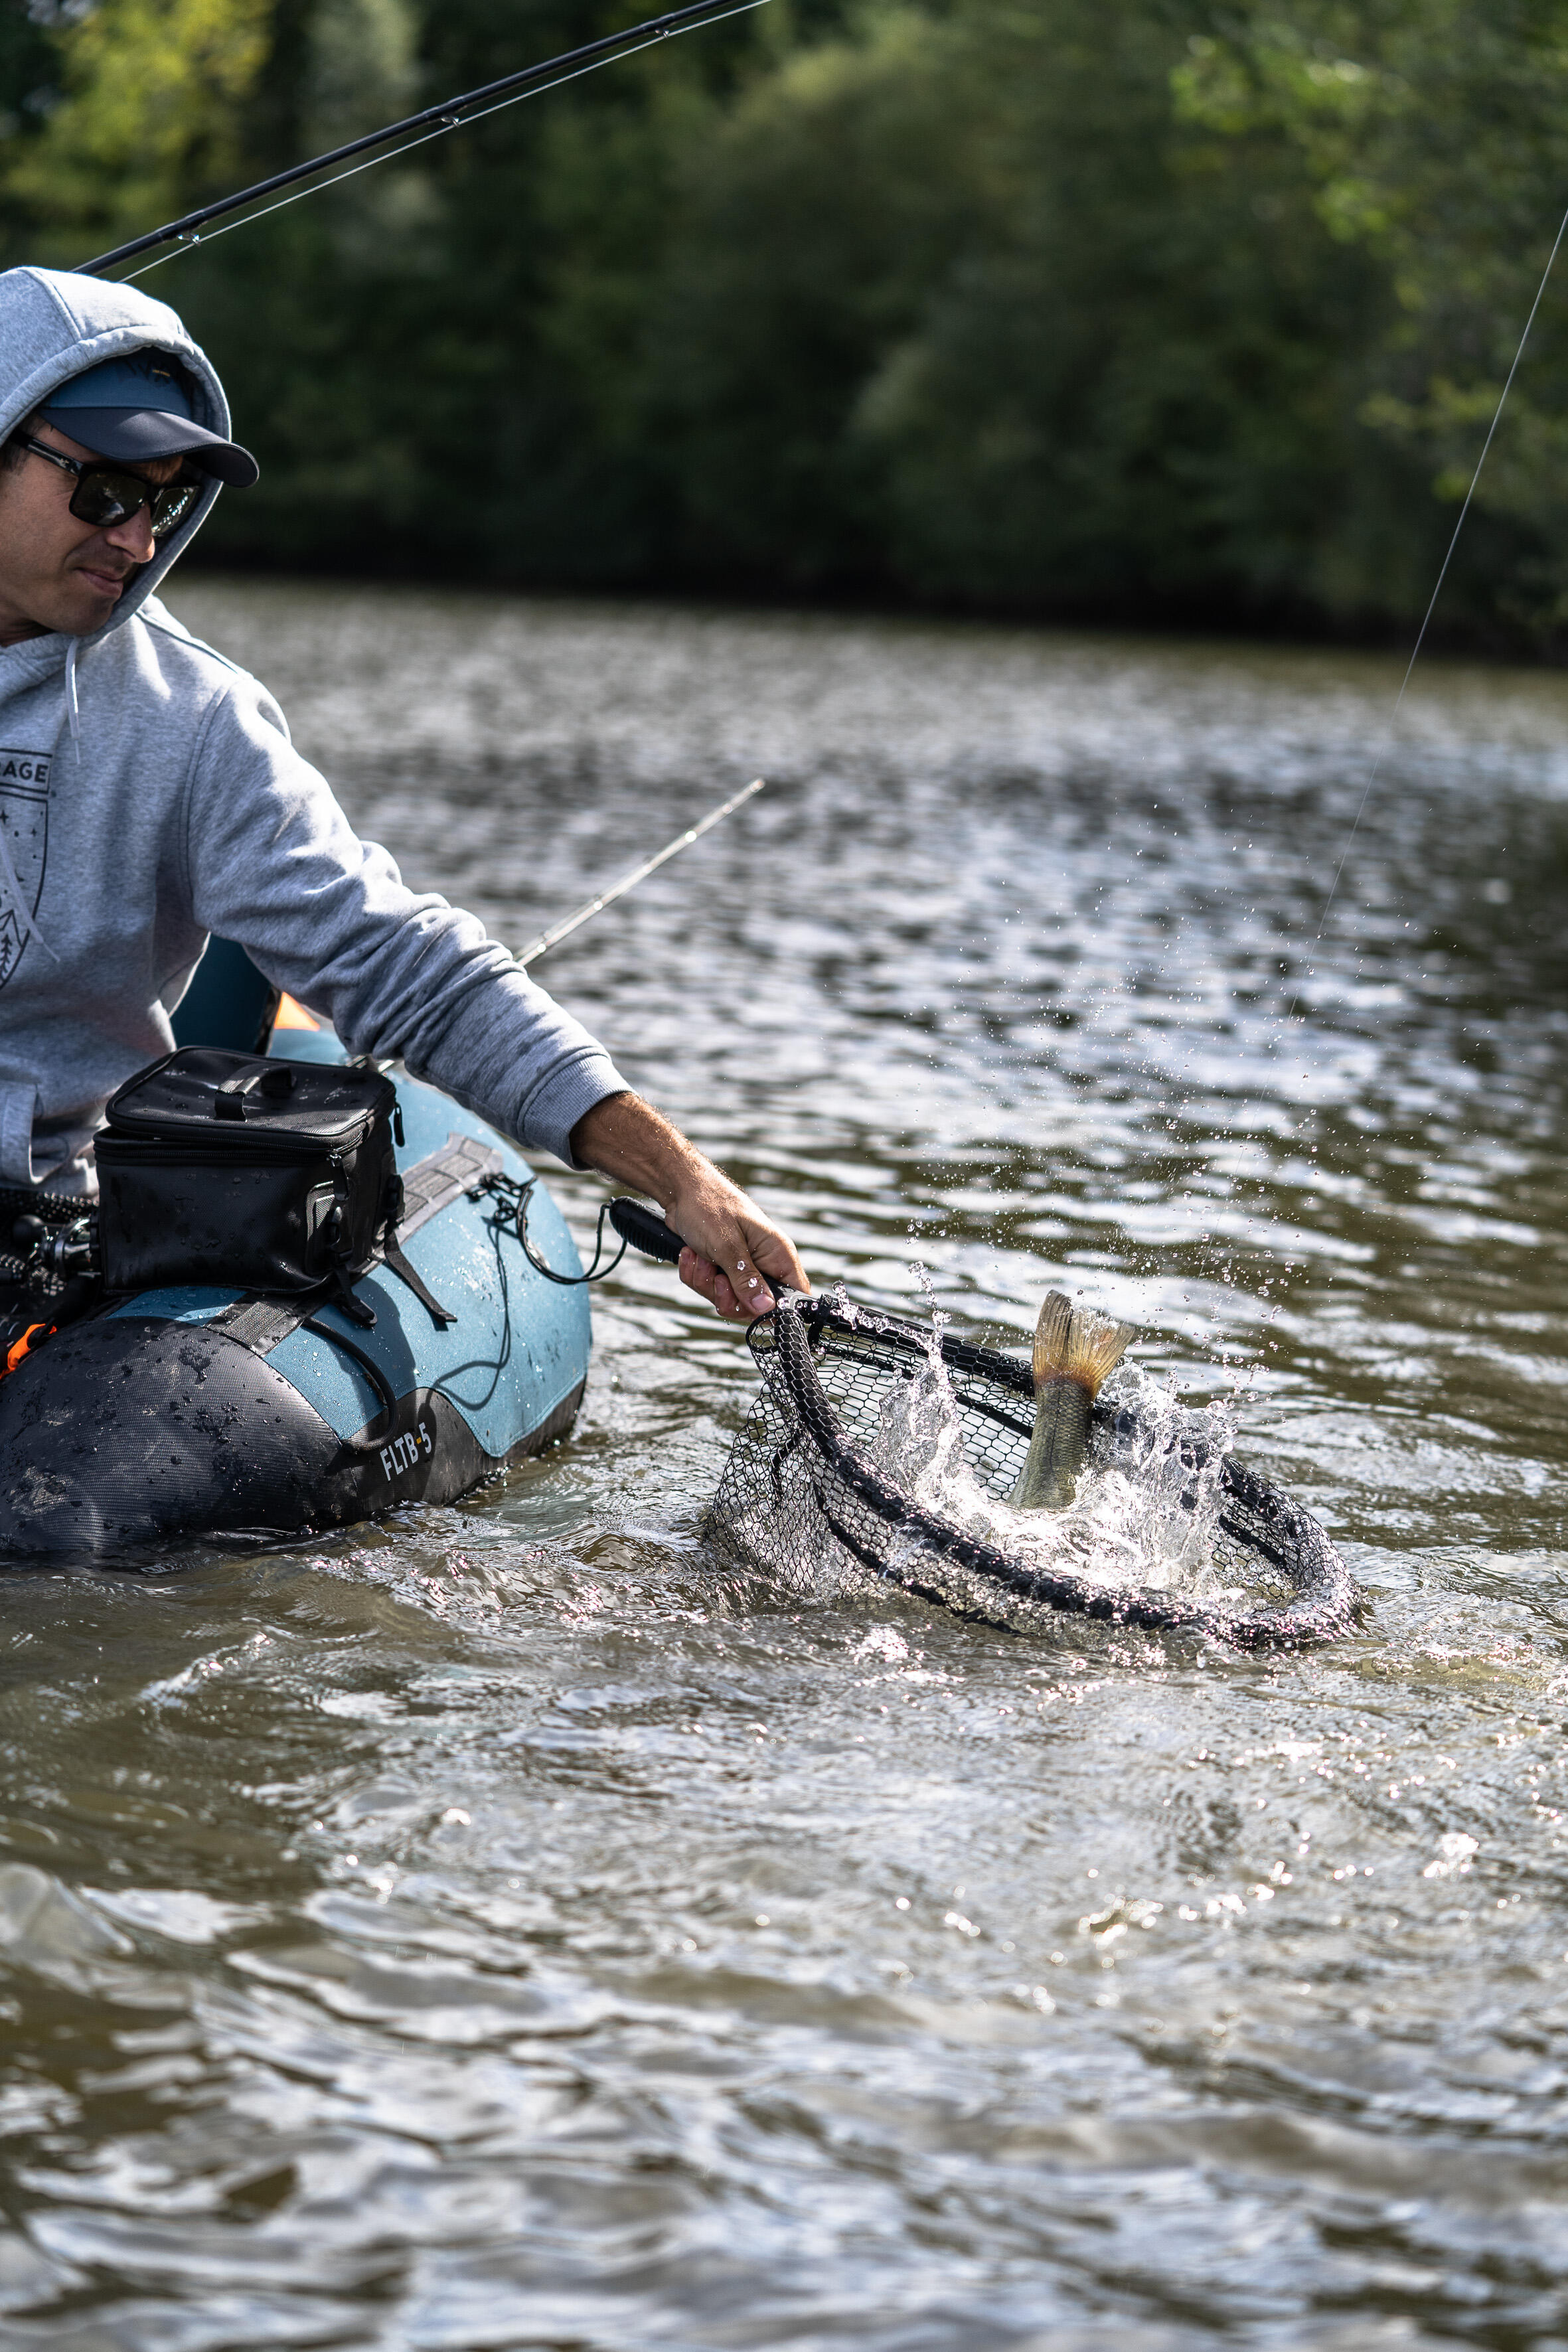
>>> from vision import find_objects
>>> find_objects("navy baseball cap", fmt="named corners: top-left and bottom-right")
top-left (40, 351), bottom-right (258, 486)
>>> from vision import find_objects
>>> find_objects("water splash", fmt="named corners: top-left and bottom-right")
top-left (870, 1342), bottom-right (1238, 1597)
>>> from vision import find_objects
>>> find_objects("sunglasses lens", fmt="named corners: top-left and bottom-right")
top-left (150, 483), bottom-right (201, 538)
top-left (68, 473), bottom-right (139, 529)
top-left (68, 470), bottom-right (201, 538)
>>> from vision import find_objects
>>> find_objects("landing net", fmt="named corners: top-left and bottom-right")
top-left (708, 1293), bottom-right (1359, 1649)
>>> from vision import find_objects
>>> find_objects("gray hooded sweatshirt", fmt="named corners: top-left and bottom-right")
top-left (0, 266), bottom-right (629, 1192)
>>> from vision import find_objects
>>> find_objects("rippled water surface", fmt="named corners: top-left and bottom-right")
top-left (5, 580), bottom-right (1568, 2347)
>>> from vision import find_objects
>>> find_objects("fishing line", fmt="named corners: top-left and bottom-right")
top-left (110, 0), bottom-right (771, 285)
top-left (1288, 194), bottom-right (1568, 1024)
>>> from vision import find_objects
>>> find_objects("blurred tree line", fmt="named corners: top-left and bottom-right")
top-left (3, 0), bottom-right (1568, 642)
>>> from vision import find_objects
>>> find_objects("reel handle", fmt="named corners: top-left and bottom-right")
top-left (607, 1197), bottom-right (686, 1265)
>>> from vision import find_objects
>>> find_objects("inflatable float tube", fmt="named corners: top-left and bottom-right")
top-left (0, 949), bottom-right (591, 1561)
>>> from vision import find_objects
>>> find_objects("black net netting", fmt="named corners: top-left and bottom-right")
top-left (708, 1293), bottom-right (1360, 1650)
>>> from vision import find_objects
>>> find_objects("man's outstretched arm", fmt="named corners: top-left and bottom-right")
top-left (570, 1091), bottom-right (808, 1321)
top-left (177, 686), bottom-right (802, 1319)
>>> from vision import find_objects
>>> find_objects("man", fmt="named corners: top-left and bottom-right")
top-left (0, 265), bottom-right (804, 1321)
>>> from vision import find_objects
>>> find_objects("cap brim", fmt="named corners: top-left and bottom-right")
top-left (38, 404), bottom-right (259, 487)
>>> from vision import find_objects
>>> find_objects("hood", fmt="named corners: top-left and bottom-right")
top-left (0, 266), bottom-right (232, 638)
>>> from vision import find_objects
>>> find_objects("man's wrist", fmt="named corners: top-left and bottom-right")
top-left (569, 1090), bottom-right (704, 1214)
top-left (570, 1089), bottom-right (809, 1315)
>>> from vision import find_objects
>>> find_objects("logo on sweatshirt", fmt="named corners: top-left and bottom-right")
top-left (0, 755), bottom-right (50, 988)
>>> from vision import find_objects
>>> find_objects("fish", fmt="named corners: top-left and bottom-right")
top-left (1009, 1291), bottom-right (1140, 1511)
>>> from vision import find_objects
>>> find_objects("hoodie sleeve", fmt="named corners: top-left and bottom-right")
top-left (179, 668), bottom-right (630, 1167)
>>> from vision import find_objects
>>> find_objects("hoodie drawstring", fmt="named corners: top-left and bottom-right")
top-left (63, 638), bottom-right (80, 757)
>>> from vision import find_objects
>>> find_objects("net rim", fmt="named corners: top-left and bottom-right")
top-left (745, 1293), bottom-right (1361, 1652)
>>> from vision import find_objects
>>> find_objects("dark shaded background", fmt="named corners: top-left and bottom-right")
top-left (5, 0), bottom-right (1568, 646)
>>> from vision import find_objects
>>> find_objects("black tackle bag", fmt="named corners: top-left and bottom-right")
top-left (96, 1048), bottom-right (400, 1297)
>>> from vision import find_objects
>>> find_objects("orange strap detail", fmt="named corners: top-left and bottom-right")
top-left (3, 1322), bottom-right (52, 1377)
top-left (272, 992), bottom-right (322, 1032)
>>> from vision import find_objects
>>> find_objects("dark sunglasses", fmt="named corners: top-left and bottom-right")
top-left (13, 433), bottom-right (203, 540)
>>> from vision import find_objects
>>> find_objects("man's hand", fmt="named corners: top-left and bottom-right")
top-left (568, 1091), bottom-right (808, 1321)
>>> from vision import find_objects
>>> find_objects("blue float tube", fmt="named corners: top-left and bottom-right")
top-left (0, 949), bottom-right (591, 1559)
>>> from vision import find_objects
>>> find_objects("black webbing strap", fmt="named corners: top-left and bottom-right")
top-left (301, 1314), bottom-right (401, 1450)
top-left (381, 1231), bottom-right (456, 1328)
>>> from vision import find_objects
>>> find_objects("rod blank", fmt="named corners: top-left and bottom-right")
top-left (77, 0), bottom-right (759, 276)
top-left (514, 778), bottom-right (765, 967)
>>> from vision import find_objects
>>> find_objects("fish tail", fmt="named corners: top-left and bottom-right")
top-left (1031, 1291), bottom-right (1140, 1399)
top-left (1009, 1293), bottom-right (1142, 1512)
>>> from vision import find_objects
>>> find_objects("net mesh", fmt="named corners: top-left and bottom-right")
top-left (708, 1293), bottom-right (1359, 1650)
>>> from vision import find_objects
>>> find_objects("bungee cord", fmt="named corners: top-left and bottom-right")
top-left (78, 0), bottom-right (773, 281)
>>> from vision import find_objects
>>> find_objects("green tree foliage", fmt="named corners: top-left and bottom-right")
top-left (637, 1), bottom-right (1413, 619)
top-left (7, 0), bottom-right (272, 256)
top-left (1, 0), bottom-right (1565, 639)
top-left (1177, 2), bottom-right (1568, 635)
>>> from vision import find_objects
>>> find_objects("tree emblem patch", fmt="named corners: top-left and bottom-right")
top-left (0, 751), bottom-right (50, 987)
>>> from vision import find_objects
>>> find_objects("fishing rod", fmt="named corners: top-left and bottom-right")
top-left (515, 777), bottom-right (763, 967)
top-left (488, 777), bottom-right (768, 1289)
top-left (1291, 200), bottom-right (1568, 1020)
top-left (275, 775), bottom-right (763, 1026)
top-left (77, 0), bottom-right (769, 279)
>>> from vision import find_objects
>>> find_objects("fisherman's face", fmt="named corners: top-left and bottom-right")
top-left (0, 422), bottom-right (178, 647)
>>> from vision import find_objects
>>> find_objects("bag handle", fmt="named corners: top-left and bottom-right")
top-left (212, 1064), bottom-right (295, 1121)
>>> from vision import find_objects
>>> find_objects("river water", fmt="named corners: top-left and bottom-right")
top-left (3, 578), bottom-right (1568, 2348)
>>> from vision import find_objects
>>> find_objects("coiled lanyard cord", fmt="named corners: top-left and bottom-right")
top-left (470, 1172), bottom-right (633, 1287)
